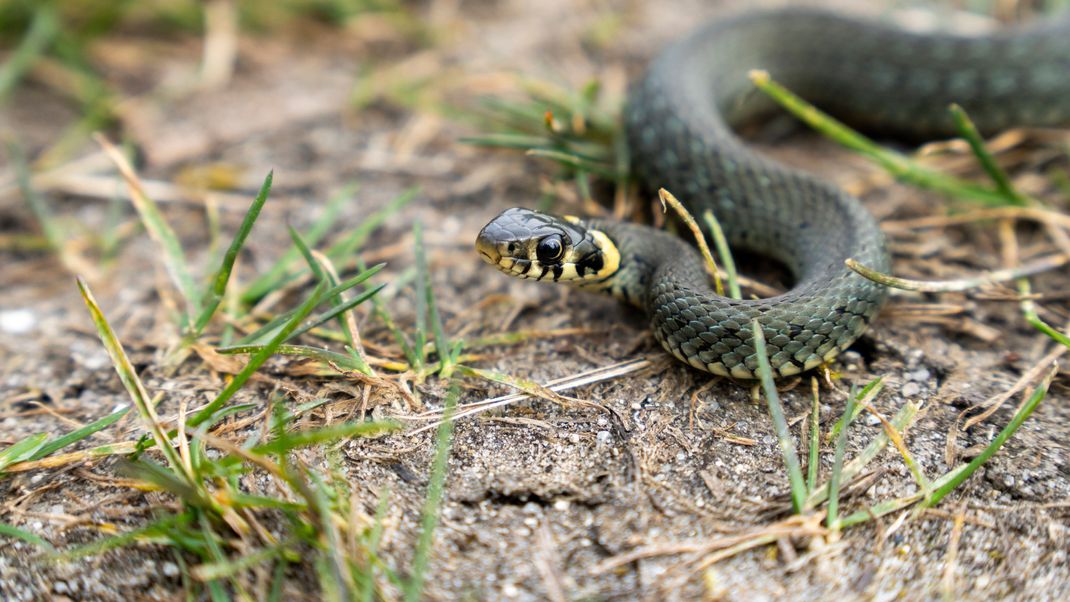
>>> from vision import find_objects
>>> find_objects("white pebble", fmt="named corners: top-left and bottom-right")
top-left (0, 309), bottom-right (36, 334)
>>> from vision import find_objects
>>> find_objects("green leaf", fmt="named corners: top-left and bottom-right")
top-left (0, 433), bottom-right (48, 472)
top-left (191, 170), bottom-right (273, 336)
top-left (0, 522), bottom-right (55, 552)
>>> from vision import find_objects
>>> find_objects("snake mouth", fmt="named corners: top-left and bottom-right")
top-left (475, 230), bottom-right (502, 265)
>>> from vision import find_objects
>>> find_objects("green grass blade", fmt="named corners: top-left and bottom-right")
top-left (191, 171), bottom-right (273, 336)
top-left (216, 343), bottom-right (364, 370)
top-left (922, 365), bottom-right (1054, 508)
top-left (193, 543), bottom-right (288, 581)
top-left (0, 433), bottom-right (48, 473)
top-left (7, 140), bottom-right (64, 252)
top-left (414, 223), bottom-right (460, 377)
top-left (361, 488), bottom-right (392, 602)
top-left (827, 384), bottom-right (858, 530)
top-left (412, 222), bottom-right (429, 373)
top-left (251, 420), bottom-right (399, 455)
top-left (0, 522), bottom-right (55, 552)
top-left (806, 378), bottom-right (820, 493)
top-left (287, 225), bottom-right (376, 374)
top-left (241, 182), bottom-right (357, 303)
top-left (825, 378), bottom-right (883, 443)
top-left (749, 71), bottom-right (1017, 207)
top-left (751, 320), bottom-right (807, 513)
top-left (404, 381), bottom-right (459, 602)
top-left (1019, 279), bottom-right (1070, 349)
top-left (0, 4), bottom-right (59, 101)
top-left (804, 400), bottom-right (921, 510)
top-left (58, 512), bottom-right (192, 560)
top-left (325, 186), bottom-right (418, 261)
top-left (235, 263), bottom-right (385, 346)
top-left (286, 284), bottom-right (386, 343)
top-left (188, 281), bottom-right (327, 428)
top-left (30, 406), bottom-right (130, 460)
top-left (524, 148), bottom-right (617, 178)
top-left (948, 103), bottom-right (1025, 206)
top-left (702, 210), bottom-right (741, 300)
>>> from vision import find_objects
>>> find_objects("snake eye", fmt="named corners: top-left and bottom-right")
top-left (535, 235), bottom-right (564, 263)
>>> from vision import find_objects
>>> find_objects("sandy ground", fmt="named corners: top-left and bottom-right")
top-left (2, 0), bottom-right (1069, 600)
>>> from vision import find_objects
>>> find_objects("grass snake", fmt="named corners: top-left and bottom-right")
top-left (476, 7), bottom-right (1070, 378)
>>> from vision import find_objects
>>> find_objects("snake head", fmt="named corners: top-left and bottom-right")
top-left (476, 208), bottom-right (619, 284)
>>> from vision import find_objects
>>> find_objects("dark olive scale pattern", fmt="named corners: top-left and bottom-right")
top-left (615, 8), bottom-right (1070, 377)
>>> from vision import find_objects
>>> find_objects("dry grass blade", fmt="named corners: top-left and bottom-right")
top-left (846, 253), bottom-right (1069, 293)
top-left (882, 206), bottom-right (1070, 233)
top-left (962, 344), bottom-right (1066, 432)
top-left (590, 514), bottom-right (826, 575)
top-left (93, 133), bottom-right (199, 320)
top-left (404, 358), bottom-right (652, 435)
top-left (76, 277), bottom-right (191, 485)
top-left (659, 188), bottom-right (724, 297)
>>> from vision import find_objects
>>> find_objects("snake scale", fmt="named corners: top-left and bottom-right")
top-left (476, 7), bottom-right (1070, 378)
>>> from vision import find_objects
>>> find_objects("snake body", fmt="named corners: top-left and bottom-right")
top-left (477, 7), bottom-right (1070, 378)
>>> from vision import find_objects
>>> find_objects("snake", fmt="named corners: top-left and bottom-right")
top-left (475, 7), bottom-right (1070, 379)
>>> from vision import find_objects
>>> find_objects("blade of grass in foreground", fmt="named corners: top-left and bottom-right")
top-left (826, 384), bottom-right (858, 531)
top-left (404, 381), bottom-right (460, 602)
top-left (922, 364), bottom-right (1054, 508)
top-left (806, 378), bottom-right (821, 493)
top-left (752, 320), bottom-right (807, 513)
top-left (0, 522), bottom-right (56, 552)
top-left (77, 277), bottom-right (187, 477)
top-left (0, 434), bottom-right (48, 473)
top-left (30, 406), bottom-right (131, 461)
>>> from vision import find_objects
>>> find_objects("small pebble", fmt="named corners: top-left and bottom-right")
top-left (162, 562), bottom-right (180, 578)
top-left (596, 431), bottom-right (612, 445)
top-left (0, 309), bottom-right (36, 334)
top-left (907, 368), bottom-right (931, 382)
top-left (901, 382), bottom-right (921, 398)
top-left (865, 414), bottom-right (881, 427)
